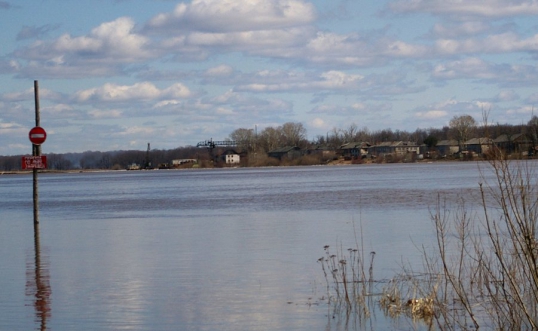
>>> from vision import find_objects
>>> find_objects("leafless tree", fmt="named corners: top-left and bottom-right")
top-left (341, 123), bottom-right (358, 143)
top-left (258, 127), bottom-right (282, 152)
top-left (229, 128), bottom-right (256, 152)
top-left (527, 114), bottom-right (538, 150)
top-left (280, 122), bottom-right (307, 148)
top-left (354, 126), bottom-right (371, 142)
top-left (449, 114), bottom-right (476, 151)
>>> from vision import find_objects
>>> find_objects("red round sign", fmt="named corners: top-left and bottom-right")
top-left (29, 126), bottom-right (47, 145)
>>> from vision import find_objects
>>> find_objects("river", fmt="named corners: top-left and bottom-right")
top-left (0, 161), bottom-right (504, 330)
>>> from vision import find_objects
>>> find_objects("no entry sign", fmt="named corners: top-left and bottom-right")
top-left (29, 126), bottom-right (47, 145)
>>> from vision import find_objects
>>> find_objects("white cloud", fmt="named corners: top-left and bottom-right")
top-left (0, 121), bottom-right (23, 130)
top-left (153, 100), bottom-right (181, 108)
top-left (21, 17), bottom-right (151, 63)
top-left (2, 88), bottom-right (62, 102)
top-left (506, 105), bottom-right (536, 114)
top-left (204, 65), bottom-right (234, 77)
top-left (146, 0), bottom-right (317, 33)
top-left (185, 27), bottom-right (315, 51)
top-left (117, 126), bottom-right (155, 136)
top-left (235, 70), bottom-right (364, 92)
top-left (162, 83), bottom-right (192, 98)
top-left (88, 109), bottom-right (123, 119)
top-left (44, 104), bottom-right (74, 115)
top-left (432, 57), bottom-right (493, 79)
top-left (309, 102), bottom-right (389, 116)
top-left (415, 110), bottom-right (448, 119)
top-left (10, 17), bottom-right (155, 79)
top-left (215, 107), bottom-right (235, 115)
top-left (310, 117), bottom-right (326, 129)
top-left (495, 90), bottom-right (520, 102)
top-left (475, 100), bottom-right (493, 110)
top-left (412, 99), bottom-right (490, 123)
top-left (527, 93), bottom-right (538, 104)
top-left (304, 31), bottom-right (429, 66)
top-left (201, 90), bottom-right (293, 118)
top-left (233, 69), bottom-right (424, 97)
top-left (75, 82), bottom-right (191, 102)
top-left (432, 22), bottom-right (491, 38)
top-left (431, 58), bottom-right (538, 87)
top-left (145, 1), bottom-right (429, 67)
top-left (317, 71), bottom-right (364, 88)
top-left (388, 0), bottom-right (538, 18)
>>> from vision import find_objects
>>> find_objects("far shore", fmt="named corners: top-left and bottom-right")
top-left (0, 156), bottom-right (500, 176)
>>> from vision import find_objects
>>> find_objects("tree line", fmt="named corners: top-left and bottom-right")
top-left (2, 114), bottom-right (537, 171)
top-left (231, 115), bottom-right (538, 152)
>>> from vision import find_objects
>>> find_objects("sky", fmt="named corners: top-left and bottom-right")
top-left (1, 0), bottom-right (538, 155)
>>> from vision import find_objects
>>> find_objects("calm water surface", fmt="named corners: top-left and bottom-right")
top-left (0, 162), bottom-right (503, 330)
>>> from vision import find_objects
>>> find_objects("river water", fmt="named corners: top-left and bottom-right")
top-left (0, 162), bottom-right (505, 330)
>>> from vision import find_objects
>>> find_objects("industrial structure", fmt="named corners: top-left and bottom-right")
top-left (196, 139), bottom-right (238, 164)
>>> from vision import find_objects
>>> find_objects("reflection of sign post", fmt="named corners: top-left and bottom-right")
top-left (22, 156), bottom-right (47, 170)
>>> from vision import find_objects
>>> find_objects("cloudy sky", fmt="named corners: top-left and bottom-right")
top-left (1, 0), bottom-right (538, 155)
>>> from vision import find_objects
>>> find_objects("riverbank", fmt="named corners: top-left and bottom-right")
top-left (0, 156), bottom-right (495, 175)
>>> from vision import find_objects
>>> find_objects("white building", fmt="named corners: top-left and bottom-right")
top-left (225, 154), bottom-right (240, 164)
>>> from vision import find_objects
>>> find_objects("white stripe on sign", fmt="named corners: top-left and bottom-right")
top-left (31, 134), bottom-right (45, 138)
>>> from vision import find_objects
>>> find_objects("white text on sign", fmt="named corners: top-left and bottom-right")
top-left (22, 156), bottom-right (47, 170)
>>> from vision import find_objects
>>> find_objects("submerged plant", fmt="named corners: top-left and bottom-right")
top-left (319, 139), bottom-right (538, 330)
top-left (318, 244), bottom-right (376, 319)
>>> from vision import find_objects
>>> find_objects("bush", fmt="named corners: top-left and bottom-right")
top-left (319, 145), bottom-right (538, 329)
top-left (417, 152), bottom-right (538, 329)
top-left (248, 154), bottom-right (280, 167)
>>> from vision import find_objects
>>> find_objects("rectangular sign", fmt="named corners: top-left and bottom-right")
top-left (22, 156), bottom-right (47, 170)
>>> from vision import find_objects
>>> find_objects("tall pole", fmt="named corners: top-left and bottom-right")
top-left (33, 80), bottom-right (41, 225)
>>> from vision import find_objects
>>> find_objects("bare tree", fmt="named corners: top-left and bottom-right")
top-left (342, 123), bottom-right (358, 143)
top-left (527, 115), bottom-right (538, 153)
top-left (355, 126), bottom-right (371, 142)
top-left (449, 115), bottom-right (476, 152)
top-left (280, 122), bottom-right (307, 148)
top-left (328, 127), bottom-right (344, 148)
top-left (258, 127), bottom-right (281, 152)
top-left (229, 128), bottom-right (255, 152)
top-left (47, 153), bottom-right (73, 170)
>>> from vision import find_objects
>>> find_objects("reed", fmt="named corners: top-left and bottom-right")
top-left (398, 155), bottom-right (538, 329)
top-left (318, 244), bottom-right (376, 319)
top-left (320, 146), bottom-right (538, 329)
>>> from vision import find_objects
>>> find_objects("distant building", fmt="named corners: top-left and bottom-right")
top-left (127, 163), bottom-right (140, 170)
top-left (464, 138), bottom-right (493, 155)
top-left (220, 149), bottom-right (241, 165)
top-left (307, 145), bottom-right (335, 159)
top-left (493, 133), bottom-right (531, 154)
top-left (172, 159), bottom-right (197, 167)
top-left (369, 141), bottom-right (419, 157)
top-left (392, 141), bottom-right (420, 155)
top-left (338, 142), bottom-right (370, 159)
top-left (267, 146), bottom-right (302, 160)
top-left (436, 140), bottom-right (459, 156)
top-left (225, 154), bottom-right (240, 164)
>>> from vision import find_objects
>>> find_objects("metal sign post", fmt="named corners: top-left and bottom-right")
top-left (33, 80), bottom-right (42, 225)
top-left (28, 81), bottom-right (51, 328)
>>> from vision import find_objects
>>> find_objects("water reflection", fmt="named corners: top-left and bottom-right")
top-left (26, 224), bottom-right (51, 331)
top-left (1, 163), bottom-right (507, 330)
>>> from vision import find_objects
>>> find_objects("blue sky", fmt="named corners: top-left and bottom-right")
top-left (1, 0), bottom-right (538, 155)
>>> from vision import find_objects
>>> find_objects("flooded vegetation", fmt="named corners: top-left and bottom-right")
top-left (317, 156), bottom-right (538, 330)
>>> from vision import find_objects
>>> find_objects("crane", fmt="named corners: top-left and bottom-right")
top-left (196, 139), bottom-right (237, 149)
top-left (144, 142), bottom-right (151, 169)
